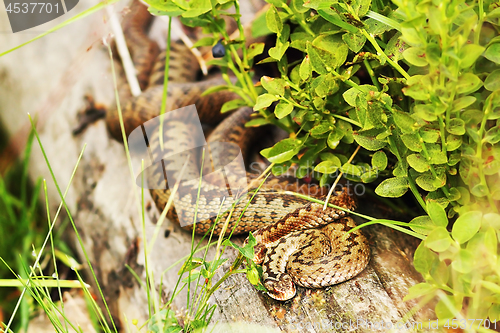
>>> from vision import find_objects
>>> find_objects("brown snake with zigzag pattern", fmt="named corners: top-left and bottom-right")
top-left (82, 0), bottom-right (370, 301)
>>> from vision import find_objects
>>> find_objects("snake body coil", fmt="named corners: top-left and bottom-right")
top-left (103, 1), bottom-right (370, 301)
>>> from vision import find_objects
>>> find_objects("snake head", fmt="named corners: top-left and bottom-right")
top-left (264, 274), bottom-right (296, 301)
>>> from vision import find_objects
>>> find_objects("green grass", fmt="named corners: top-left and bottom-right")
top-left (0, 130), bottom-right (43, 331)
top-left (0, 5), bottom-right (269, 331)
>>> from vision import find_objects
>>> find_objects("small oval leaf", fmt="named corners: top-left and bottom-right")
top-left (375, 177), bottom-right (409, 197)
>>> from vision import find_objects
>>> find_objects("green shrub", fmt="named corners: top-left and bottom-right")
top-left (148, 0), bottom-right (500, 325)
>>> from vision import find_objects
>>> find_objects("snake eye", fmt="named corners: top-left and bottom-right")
top-left (212, 40), bottom-right (225, 58)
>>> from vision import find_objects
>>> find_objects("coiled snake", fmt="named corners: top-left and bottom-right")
top-left (85, 1), bottom-right (370, 301)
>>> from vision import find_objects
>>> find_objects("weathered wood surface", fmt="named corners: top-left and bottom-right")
top-left (0, 1), bottom-right (435, 332)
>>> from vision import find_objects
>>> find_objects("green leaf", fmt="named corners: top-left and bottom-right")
top-left (484, 126), bottom-right (500, 144)
top-left (459, 44), bottom-right (485, 68)
top-left (221, 99), bottom-right (248, 113)
top-left (274, 100), bottom-right (294, 119)
top-left (471, 183), bottom-right (489, 197)
top-left (266, 5), bottom-right (282, 33)
top-left (482, 213), bottom-right (500, 230)
top-left (407, 153), bottom-right (430, 172)
top-left (343, 85), bottom-right (377, 107)
top-left (452, 96), bottom-right (476, 112)
top-left (312, 34), bottom-right (349, 70)
top-left (371, 151), bottom-right (387, 170)
top-left (427, 200), bottom-right (448, 228)
top-left (401, 133), bottom-right (423, 152)
top-left (482, 280), bottom-right (500, 294)
top-left (447, 118), bottom-right (465, 135)
top-left (148, 0), bottom-right (186, 15)
top-left (413, 242), bottom-right (437, 274)
top-left (375, 177), bottom-right (409, 197)
top-left (484, 69), bottom-right (500, 92)
top-left (181, 270), bottom-right (201, 283)
top-left (393, 160), bottom-right (408, 177)
top-left (342, 32), bottom-right (366, 52)
top-left (247, 43), bottom-right (265, 60)
top-left (447, 187), bottom-right (461, 202)
top-left (456, 73), bottom-right (483, 95)
top-left (327, 127), bottom-right (344, 149)
top-left (365, 18), bottom-right (391, 37)
top-left (446, 135), bottom-right (462, 151)
top-left (246, 265), bottom-right (261, 285)
top-left (178, 257), bottom-right (204, 273)
top-left (261, 76), bottom-right (285, 96)
top-left (366, 11), bottom-right (400, 31)
top-left (320, 152), bottom-right (342, 163)
top-left (291, 0), bottom-right (308, 13)
top-left (314, 160), bottom-right (340, 174)
top-left (452, 211), bottom-right (482, 244)
top-left (451, 249), bottom-right (474, 273)
top-left (266, 0), bottom-right (284, 7)
top-left (306, 43), bottom-right (327, 75)
top-left (435, 296), bottom-right (457, 320)
top-left (206, 58), bottom-right (228, 67)
top-left (403, 47), bottom-right (427, 67)
top-left (489, 304), bottom-right (500, 322)
top-left (311, 73), bottom-right (338, 97)
top-left (192, 37), bottom-right (215, 48)
top-left (251, 11), bottom-right (273, 38)
top-left (426, 144), bottom-right (448, 164)
top-left (223, 233), bottom-right (256, 260)
top-left (290, 32), bottom-right (313, 51)
top-left (353, 131), bottom-right (387, 151)
top-left (202, 85), bottom-right (228, 95)
top-left (352, 0), bottom-right (371, 17)
top-left (403, 75), bottom-right (431, 100)
top-left (269, 41), bottom-right (290, 61)
top-left (484, 43), bottom-right (500, 64)
top-left (401, 26), bottom-right (422, 45)
top-left (403, 283), bottom-right (436, 301)
top-left (340, 163), bottom-right (363, 177)
top-left (410, 215), bottom-right (435, 235)
top-left (316, 6), bottom-right (359, 33)
top-left (413, 104), bottom-right (438, 122)
top-left (338, 120), bottom-right (353, 144)
top-left (299, 56), bottom-right (312, 81)
top-left (425, 227), bottom-right (453, 252)
top-left (416, 171), bottom-right (445, 191)
top-left (311, 122), bottom-right (334, 138)
top-left (203, 258), bottom-right (228, 272)
top-left (253, 94), bottom-right (278, 110)
top-left (487, 7), bottom-right (500, 20)
top-left (385, 32), bottom-right (406, 62)
top-left (393, 110), bottom-right (417, 133)
top-left (182, 0), bottom-right (211, 17)
top-left (420, 128), bottom-right (440, 143)
top-left (265, 138), bottom-right (301, 163)
top-left (360, 168), bottom-right (378, 183)
top-left (430, 260), bottom-right (449, 286)
top-left (272, 161), bottom-right (292, 175)
top-left (425, 43), bottom-right (441, 66)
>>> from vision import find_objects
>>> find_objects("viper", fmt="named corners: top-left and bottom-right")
top-left (76, 0), bottom-right (370, 301)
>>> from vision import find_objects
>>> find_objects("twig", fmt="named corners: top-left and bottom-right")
top-left (157, 16), bottom-right (208, 76)
top-left (106, 6), bottom-right (141, 97)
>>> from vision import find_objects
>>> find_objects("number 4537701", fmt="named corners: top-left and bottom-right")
top-left (6, 2), bottom-right (60, 14)
top-left (443, 319), bottom-right (497, 330)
